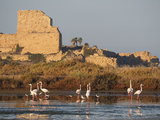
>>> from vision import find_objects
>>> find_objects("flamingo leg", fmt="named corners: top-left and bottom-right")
top-left (128, 92), bottom-right (131, 99)
top-left (32, 95), bottom-right (34, 101)
top-left (36, 95), bottom-right (38, 101)
top-left (137, 94), bottom-right (139, 100)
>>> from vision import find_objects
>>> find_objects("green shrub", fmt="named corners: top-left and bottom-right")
top-left (29, 54), bottom-right (45, 63)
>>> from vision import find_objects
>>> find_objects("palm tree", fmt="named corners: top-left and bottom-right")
top-left (84, 43), bottom-right (89, 48)
top-left (77, 37), bottom-right (83, 46)
top-left (71, 37), bottom-right (78, 46)
top-left (71, 38), bottom-right (76, 46)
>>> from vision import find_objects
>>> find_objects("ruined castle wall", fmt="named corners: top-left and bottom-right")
top-left (17, 10), bottom-right (58, 33)
top-left (17, 10), bottom-right (61, 54)
top-left (86, 54), bottom-right (117, 67)
top-left (118, 51), bottom-right (159, 66)
top-left (0, 10), bottom-right (61, 54)
top-left (17, 32), bottom-right (60, 54)
top-left (119, 51), bottom-right (154, 62)
top-left (0, 34), bottom-right (18, 53)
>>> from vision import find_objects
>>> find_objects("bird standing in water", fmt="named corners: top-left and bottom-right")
top-left (76, 84), bottom-right (81, 95)
top-left (29, 84), bottom-right (37, 100)
top-left (134, 84), bottom-right (144, 100)
top-left (127, 80), bottom-right (133, 97)
top-left (39, 81), bottom-right (49, 98)
top-left (86, 83), bottom-right (91, 99)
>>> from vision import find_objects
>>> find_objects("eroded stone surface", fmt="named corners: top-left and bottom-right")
top-left (0, 10), bottom-right (61, 54)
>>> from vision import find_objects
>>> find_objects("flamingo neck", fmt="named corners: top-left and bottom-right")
top-left (40, 83), bottom-right (42, 90)
top-left (130, 80), bottom-right (132, 88)
top-left (89, 84), bottom-right (91, 91)
top-left (30, 85), bottom-right (32, 92)
top-left (140, 85), bottom-right (143, 91)
top-left (37, 83), bottom-right (39, 90)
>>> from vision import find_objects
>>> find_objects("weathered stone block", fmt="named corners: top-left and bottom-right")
top-left (0, 10), bottom-right (61, 54)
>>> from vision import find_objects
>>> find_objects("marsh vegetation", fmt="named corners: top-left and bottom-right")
top-left (0, 59), bottom-right (160, 91)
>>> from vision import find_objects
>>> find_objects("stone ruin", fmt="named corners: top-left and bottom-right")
top-left (45, 45), bottom-right (159, 67)
top-left (0, 10), bottom-right (159, 67)
top-left (0, 10), bottom-right (62, 54)
top-left (84, 47), bottom-right (159, 67)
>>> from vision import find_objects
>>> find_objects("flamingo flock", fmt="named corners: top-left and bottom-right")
top-left (127, 80), bottom-right (144, 100)
top-left (25, 80), bottom-right (143, 102)
top-left (26, 81), bottom-right (49, 100)
top-left (74, 80), bottom-right (144, 103)
top-left (75, 83), bottom-right (100, 104)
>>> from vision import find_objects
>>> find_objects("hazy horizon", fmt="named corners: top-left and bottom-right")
top-left (0, 0), bottom-right (160, 58)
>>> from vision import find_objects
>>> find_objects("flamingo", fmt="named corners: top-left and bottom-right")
top-left (86, 83), bottom-right (91, 99)
top-left (76, 84), bottom-right (81, 95)
top-left (96, 94), bottom-right (100, 98)
top-left (68, 95), bottom-right (73, 98)
top-left (29, 84), bottom-right (37, 100)
top-left (134, 84), bottom-right (144, 99)
top-left (32, 82), bottom-right (39, 93)
top-left (127, 80), bottom-right (133, 96)
top-left (81, 95), bottom-right (85, 100)
top-left (95, 94), bottom-right (100, 105)
top-left (39, 81), bottom-right (49, 98)
top-left (24, 94), bottom-right (29, 100)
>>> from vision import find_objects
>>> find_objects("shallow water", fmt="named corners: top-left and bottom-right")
top-left (0, 90), bottom-right (160, 120)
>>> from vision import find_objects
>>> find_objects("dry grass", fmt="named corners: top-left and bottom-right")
top-left (0, 59), bottom-right (159, 91)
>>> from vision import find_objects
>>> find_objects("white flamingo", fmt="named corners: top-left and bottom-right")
top-left (134, 84), bottom-right (144, 99)
top-left (39, 81), bottom-right (49, 97)
top-left (29, 84), bottom-right (37, 99)
top-left (76, 84), bottom-right (81, 95)
top-left (32, 82), bottom-right (39, 93)
top-left (86, 83), bottom-right (91, 99)
top-left (95, 94), bottom-right (100, 105)
top-left (96, 94), bottom-right (100, 98)
top-left (127, 80), bottom-right (133, 96)
top-left (81, 95), bottom-right (85, 100)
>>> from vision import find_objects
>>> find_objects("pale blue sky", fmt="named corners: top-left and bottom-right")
top-left (0, 0), bottom-right (160, 57)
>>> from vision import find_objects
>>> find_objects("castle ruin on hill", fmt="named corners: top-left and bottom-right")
top-left (0, 10), bottom-right (159, 67)
top-left (0, 10), bottom-right (62, 54)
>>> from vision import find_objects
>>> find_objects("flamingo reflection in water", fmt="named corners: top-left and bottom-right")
top-left (16, 113), bottom-right (49, 120)
top-left (75, 97), bottom-right (91, 120)
top-left (127, 104), bottom-right (143, 118)
top-left (86, 101), bottom-right (91, 120)
top-left (134, 107), bottom-right (143, 116)
top-left (18, 99), bottom-right (49, 119)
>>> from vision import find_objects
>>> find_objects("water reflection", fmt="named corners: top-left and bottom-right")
top-left (0, 91), bottom-right (159, 105)
top-left (86, 102), bottom-right (91, 120)
top-left (16, 113), bottom-right (49, 120)
top-left (127, 96), bottom-right (143, 119)
top-left (134, 107), bottom-right (143, 116)
top-left (75, 97), bottom-right (91, 120)
top-left (0, 91), bottom-right (160, 120)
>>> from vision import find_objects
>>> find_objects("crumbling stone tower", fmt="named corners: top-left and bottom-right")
top-left (0, 10), bottom-right (62, 54)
